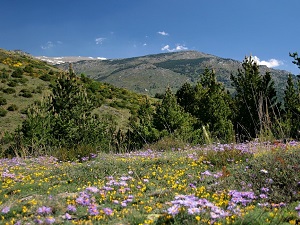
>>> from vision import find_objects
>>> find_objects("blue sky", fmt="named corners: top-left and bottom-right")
top-left (1, 0), bottom-right (299, 74)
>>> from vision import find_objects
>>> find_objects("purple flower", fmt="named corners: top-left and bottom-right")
top-left (1, 206), bottom-right (10, 214)
top-left (187, 207), bottom-right (201, 215)
top-left (88, 204), bottom-right (99, 216)
top-left (86, 186), bottom-right (99, 193)
top-left (67, 204), bottom-right (77, 212)
top-left (103, 207), bottom-right (114, 216)
top-left (167, 204), bottom-right (180, 215)
top-left (259, 194), bottom-right (268, 199)
top-left (45, 217), bottom-right (55, 224)
top-left (260, 187), bottom-right (269, 193)
top-left (37, 206), bottom-right (52, 215)
top-left (65, 213), bottom-right (72, 220)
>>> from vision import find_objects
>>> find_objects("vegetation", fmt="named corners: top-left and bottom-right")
top-left (1, 48), bottom-right (300, 224)
top-left (0, 142), bottom-right (300, 224)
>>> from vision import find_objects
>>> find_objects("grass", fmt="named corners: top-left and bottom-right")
top-left (0, 141), bottom-right (300, 224)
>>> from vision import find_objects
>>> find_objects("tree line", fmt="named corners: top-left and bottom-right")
top-left (3, 55), bottom-right (300, 158)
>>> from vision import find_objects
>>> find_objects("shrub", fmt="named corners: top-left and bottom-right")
top-left (11, 68), bottom-right (23, 78)
top-left (0, 108), bottom-right (7, 117)
top-left (7, 104), bottom-right (18, 111)
top-left (3, 87), bottom-right (16, 94)
top-left (39, 74), bottom-right (51, 81)
top-left (19, 89), bottom-right (33, 98)
top-left (0, 97), bottom-right (7, 106)
top-left (7, 80), bottom-right (17, 87)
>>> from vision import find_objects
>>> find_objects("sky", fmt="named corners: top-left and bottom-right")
top-left (1, 0), bottom-right (300, 74)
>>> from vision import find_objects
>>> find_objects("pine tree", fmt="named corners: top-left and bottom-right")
top-left (20, 69), bottom-right (108, 152)
top-left (196, 69), bottom-right (234, 142)
top-left (283, 74), bottom-right (300, 138)
top-left (153, 87), bottom-right (194, 136)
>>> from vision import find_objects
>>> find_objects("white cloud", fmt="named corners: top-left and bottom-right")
top-left (252, 56), bottom-right (283, 68)
top-left (143, 43), bottom-right (147, 46)
top-left (41, 41), bottom-right (54, 50)
top-left (158, 31), bottom-right (169, 36)
top-left (95, 37), bottom-right (106, 45)
top-left (161, 44), bottom-right (188, 52)
top-left (41, 41), bottom-right (62, 50)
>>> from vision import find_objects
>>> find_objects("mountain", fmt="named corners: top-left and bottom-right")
top-left (53, 51), bottom-right (293, 98)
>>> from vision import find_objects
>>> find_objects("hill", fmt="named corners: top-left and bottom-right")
top-left (54, 51), bottom-right (292, 98)
top-left (0, 49), bottom-right (145, 134)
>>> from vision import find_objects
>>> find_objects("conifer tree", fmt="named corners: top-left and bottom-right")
top-left (153, 87), bottom-right (193, 136)
top-left (20, 68), bottom-right (108, 152)
top-left (230, 56), bottom-right (279, 140)
top-left (283, 74), bottom-right (300, 138)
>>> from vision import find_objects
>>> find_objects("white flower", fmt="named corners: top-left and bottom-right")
top-left (260, 169), bottom-right (268, 174)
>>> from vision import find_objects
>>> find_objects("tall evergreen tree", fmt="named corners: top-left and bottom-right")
top-left (283, 74), bottom-right (300, 138)
top-left (196, 69), bottom-right (234, 142)
top-left (20, 69), bottom-right (109, 152)
top-left (230, 56), bottom-right (279, 140)
top-left (153, 87), bottom-right (194, 136)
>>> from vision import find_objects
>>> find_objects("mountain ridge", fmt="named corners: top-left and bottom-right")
top-left (53, 50), bottom-right (293, 98)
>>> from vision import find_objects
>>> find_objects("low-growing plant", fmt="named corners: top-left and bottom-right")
top-left (226, 145), bottom-right (300, 203)
top-left (19, 88), bottom-right (33, 98)
top-left (7, 104), bottom-right (18, 111)
top-left (3, 87), bottom-right (16, 94)
top-left (0, 107), bottom-right (7, 117)
top-left (0, 96), bottom-right (7, 106)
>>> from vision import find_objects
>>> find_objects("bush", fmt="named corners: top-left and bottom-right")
top-left (11, 69), bottom-right (23, 78)
top-left (39, 74), bottom-right (51, 81)
top-left (19, 89), bottom-right (33, 98)
top-left (0, 108), bottom-right (7, 117)
top-left (0, 97), bottom-right (7, 106)
top-left (7, 80), bottom-right (17, 87)
top-left (7, 104), bottom-right (18, 111)
top-left (3, 88), bottom-right (16, 94)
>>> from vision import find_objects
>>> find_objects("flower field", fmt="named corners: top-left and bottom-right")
top-left (1, 142), bottom-right (300, 224)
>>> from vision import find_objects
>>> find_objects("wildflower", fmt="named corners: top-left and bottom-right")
top-left (88, 204), bottom-right (99, 216)
top-left (86, 186), bottom-right (99, 193)
top-left (65, 213), bottom-right (72, 220)
top-left (188, 207), bottom-right (201, 215)
top-left (45, 217), bottom-right (55, 224)
top-left (259, 194), bottom-right (268, 199)
top-left (260, 169), bottom-right (268, 174)
top-left (37, 206), bottom-right (52, 215)
top-left (260, 187), bottom-right (269, 193)
top-left (1, 206), bottom-right (10, 214)
top-left (67, 204), bottom-right (77, 212)
top-left (103, 207), bottom-right (114, 216)
top-left (167, 204), bottom-right (181, 215)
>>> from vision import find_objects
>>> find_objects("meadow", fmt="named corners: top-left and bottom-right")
top-left (1, 141), bottom-right (300, 225)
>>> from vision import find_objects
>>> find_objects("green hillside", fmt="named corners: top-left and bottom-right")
top-left (0, 49), bottom-right (146, 134)
top-left (56, 51), bottom-right (292, 98)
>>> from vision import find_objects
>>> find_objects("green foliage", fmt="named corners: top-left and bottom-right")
top-left (176, 69), bottom-right (234, 143)
top-left (227, 146), bottom-right (300, 203)
top-left (153, 87), bottom-right (194, 136)
top-left (18, 70), bottom-right (111, 156)
top-left (0, 107), bottom-right (7, 117)
top-left (3, 87), bottom-right (16, 94)
top-left (11, 68), bottom-right (23, 78)
top-left (126, 97), bottom-right (160, 150)
top-left (7, 104), bottom-right (18, 111)
top-left (7, 80), bottom-right (17, 87)
top-left (0, 96), bottom-right (7, 106)
top-left (19, 88), bottom-right (33, 98)
top-left (39, 74), bottom-right (52, 81)
top-left (230, 57), bottom-right (280, 140)
top-left (283, 74), bottom-right (300, 138)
